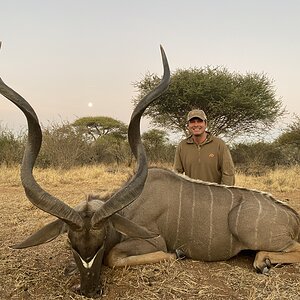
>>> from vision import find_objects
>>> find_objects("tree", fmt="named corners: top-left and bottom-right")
top-left (72, 116), bottom-right (130, 164)
top-left (38, 122), bottom-right (92, 168)
top-left (0, 127), bottom-right (24, 166)
top-left (231, 141), bottom-right (285, 174)
top-left (72, 116), bottom-right (128, 141)
top-left (133, 67), bottom-right (284, 139)
top-left (142, 129), bottom-right (175, 163)
top-left (276, 116), bottom-right (300, 148)
top-left (92, 134), bottom-right (130, 165)
top-left (276, 115), bottom-right (300, 163)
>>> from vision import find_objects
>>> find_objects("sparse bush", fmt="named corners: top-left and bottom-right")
top-left (0, 127), bottom-right (24, 166)
top-left (92, 135), bottom-right (131, 165)
top-left (37, 122), bottom-right (93, 169)
top-left (142, 129), bottom-right (176, 163)
top-left (231, 141), bottom-right (286, 175)
top-left (276, 115), bottom-right (300, 164)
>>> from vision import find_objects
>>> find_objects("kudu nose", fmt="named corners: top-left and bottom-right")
top-left (81, 286), bottom-right (103, 299)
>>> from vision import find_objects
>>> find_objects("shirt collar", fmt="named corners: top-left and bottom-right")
top-left (186, 132), bottom-right (213, 144)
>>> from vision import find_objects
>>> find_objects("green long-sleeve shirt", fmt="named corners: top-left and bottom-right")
top-left (173, 133), bottom-right (235, 185)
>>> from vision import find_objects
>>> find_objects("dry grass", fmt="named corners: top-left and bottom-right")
top-left (2, 164), bottom-right (299, 192)
top-left (0, 164), bottom-right (300, 299)
top-left (235, 165), bottom-right (300, 193)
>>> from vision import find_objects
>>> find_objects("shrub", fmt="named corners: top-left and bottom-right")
top-left (0, 128), bottom-right (24, 166)
top-left (37, 122), bottom-right (93, 168)
top-left (231, 142), bottom-right (286, 175)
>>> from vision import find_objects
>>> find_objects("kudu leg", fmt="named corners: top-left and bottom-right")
top-left (106, 251), bottom-right (176, 267)
top-left (105, 236), bottom-right (176, 267)
top-left (254, 242), bottom-right (300, 273)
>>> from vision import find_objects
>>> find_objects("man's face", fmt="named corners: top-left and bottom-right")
top-left (188, 117), bottom-right (207, 136)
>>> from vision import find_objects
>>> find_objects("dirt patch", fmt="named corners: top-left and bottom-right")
top-left (1, 176), bottom-right (300, 300)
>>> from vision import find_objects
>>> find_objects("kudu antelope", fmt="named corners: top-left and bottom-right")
top-left (1, 47), bottom-right (300, 298)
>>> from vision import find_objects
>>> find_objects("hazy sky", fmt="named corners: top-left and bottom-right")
top-left (1, 0), bottom-right (299, 137)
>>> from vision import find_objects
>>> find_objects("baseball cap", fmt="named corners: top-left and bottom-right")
top-left (187, 109), bottom-right (207, 122)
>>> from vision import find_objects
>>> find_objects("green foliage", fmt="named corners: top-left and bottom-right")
top-left (92, 134), bottom-right (130, 165)
top-left (0, 128), bottom-right (24, 166)
top-left (72, 116), bottom-right (130, 165)
top-left (231, 142), bottom-right (286, 175)
top-left (133, 67), bottom-right (284, 139)
top-left (142, 129), bottom-right (175, 163)
top-left (1, 115), bottom-right (298, 170)
top-left (72, 116), bottom-right (128, 141)
top-left (276, 116), bottom-right (300, 147)
top-left (276, 116), bottom-right (300, 164)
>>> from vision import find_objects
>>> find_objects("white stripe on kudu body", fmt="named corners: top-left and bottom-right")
top-left (207, 186), bottom-right (214, 261)
top-left (225, 187), bottom-right (235, 256)
top-left (252, 191), bottom-right (263, 249)
top-left (173, 182), bottom-right (183, 249)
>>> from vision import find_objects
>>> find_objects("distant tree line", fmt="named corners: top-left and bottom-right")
top-left (1, 66), bottom-right (299, 173)
top-left (0, 116), bottom-right (299, 174)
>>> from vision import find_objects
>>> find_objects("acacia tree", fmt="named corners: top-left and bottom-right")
top-left (72, 116), bottom-right (129, 164)
top-left (72, 116), bottom-right (128, 141)
top-left (133, 67), bottom-right (284, 139)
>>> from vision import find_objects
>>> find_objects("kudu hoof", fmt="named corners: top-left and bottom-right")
top-left (175, 249), bottom-right (186, 260)
top-left (256, 258), bottom-right (272, 275)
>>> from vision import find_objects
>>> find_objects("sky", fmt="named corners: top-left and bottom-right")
top-left (1, 0), bottom-right (299, 140)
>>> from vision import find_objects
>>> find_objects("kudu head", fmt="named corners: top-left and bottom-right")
top-left (0, 46), bottom-right (170, 298)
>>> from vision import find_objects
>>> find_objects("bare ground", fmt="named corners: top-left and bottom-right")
top-left (1, 168), bottom-right (300, 300)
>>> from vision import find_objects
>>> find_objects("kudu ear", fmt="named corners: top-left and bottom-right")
top-left (111, 214), bottom-right (158, 239)
top-left (11, 219), bottom-right (67, 249)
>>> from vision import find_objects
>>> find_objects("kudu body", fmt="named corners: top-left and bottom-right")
top-left (128, 168), bottom-right (300, 265)
top-left (1, 46), bottom-right (300, 298)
